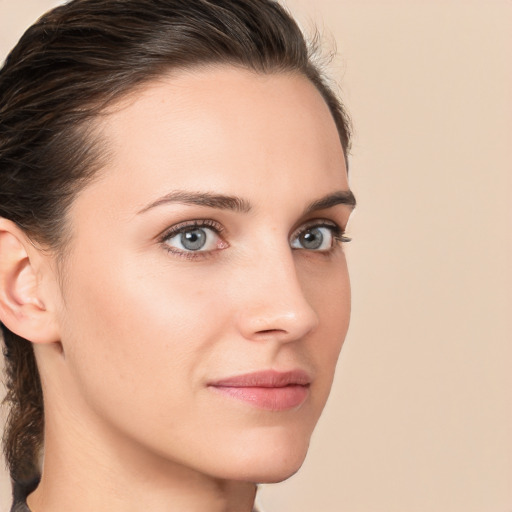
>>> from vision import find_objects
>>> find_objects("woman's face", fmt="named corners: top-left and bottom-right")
top-left (48, 67), bottom-right (354, 483)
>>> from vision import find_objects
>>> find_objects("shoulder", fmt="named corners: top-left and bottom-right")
top-left (10, 477), bottom-right (40, 512)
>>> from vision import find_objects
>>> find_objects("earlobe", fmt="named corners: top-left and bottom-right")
top-left (0, 219), bottom-right (60, 344)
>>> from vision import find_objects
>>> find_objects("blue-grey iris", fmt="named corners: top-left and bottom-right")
top-left (300, 228), bottom-right (323, 250)
top-left (181, 229), bottom-right (207, 250)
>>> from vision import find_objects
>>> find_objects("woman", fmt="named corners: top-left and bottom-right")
top-left (0, 0), bottom-right (355, 511)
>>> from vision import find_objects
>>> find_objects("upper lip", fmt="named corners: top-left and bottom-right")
top-left (208, 369), bottom-right (311, 388)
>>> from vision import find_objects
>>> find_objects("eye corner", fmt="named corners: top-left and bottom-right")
top-left (337, 233), bottom-right (352, 244)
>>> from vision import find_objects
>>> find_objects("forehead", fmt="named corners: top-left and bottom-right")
top-left (78, 66), bottom-right (348, 215)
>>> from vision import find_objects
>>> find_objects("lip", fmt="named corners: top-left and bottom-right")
top-left (207, 370), bottom-right (311, 411)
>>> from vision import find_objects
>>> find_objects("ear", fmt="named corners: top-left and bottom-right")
top-left (0, 219), bottom-right (60, 344)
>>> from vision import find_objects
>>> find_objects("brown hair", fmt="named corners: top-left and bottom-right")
top-left (0, 0), bottom-right (351, 487)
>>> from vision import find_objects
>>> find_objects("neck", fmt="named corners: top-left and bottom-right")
top-left (27, 405), bottom-right (257, 512)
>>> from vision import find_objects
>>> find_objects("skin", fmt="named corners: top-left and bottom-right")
top-left (1, 66), bottom-right (354, 512)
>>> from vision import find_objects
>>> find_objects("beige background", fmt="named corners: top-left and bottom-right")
top-left (1, 1), bottom-right (511, 511)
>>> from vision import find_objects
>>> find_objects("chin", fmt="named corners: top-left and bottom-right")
top-left (213, 427), bottom-right (312, 484)
top-left (227, 454), bottom-right (308, 484)
top-left (254, 458), bottom-right (306, 484)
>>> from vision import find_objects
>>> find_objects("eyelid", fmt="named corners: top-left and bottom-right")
top-left (291, 219), bottom-right (344, 239)
top-left (157, 218), bottom-right (224, 243)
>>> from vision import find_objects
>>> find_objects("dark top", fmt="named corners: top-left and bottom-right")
top-left (10, 478), bottom-right (39, 512)
top-left (11, 478), bottom-right (262, 512)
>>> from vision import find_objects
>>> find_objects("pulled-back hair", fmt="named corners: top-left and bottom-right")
top-left (0, 0), bottom-right (351, 487)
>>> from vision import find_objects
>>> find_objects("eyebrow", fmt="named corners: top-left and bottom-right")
top-left (303, 190), bottom-right (356, 215)
top-left (137, 190), bottom-right (252, 214)
top-left (137, 189), bottom-right (356, 215)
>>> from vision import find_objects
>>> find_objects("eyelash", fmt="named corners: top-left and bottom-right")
top-left (295, 221), bottom-right (352, 246)
top-left (158, 219), bottom-right (351, 260)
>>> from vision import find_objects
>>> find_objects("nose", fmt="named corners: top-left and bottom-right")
top-left (234, 248), bottom-right (320, 343)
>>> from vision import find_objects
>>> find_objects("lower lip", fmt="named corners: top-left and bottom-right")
top-left (209, 385), bottom-right (309, 411)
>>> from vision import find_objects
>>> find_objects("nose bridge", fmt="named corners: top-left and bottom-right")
top-left (235, 241), bottom-right (319, 341)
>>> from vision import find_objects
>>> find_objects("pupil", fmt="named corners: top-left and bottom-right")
top-left (181, 229), bottom-right (206, 250)
top-left (301, 229), bottom-right (323, 249)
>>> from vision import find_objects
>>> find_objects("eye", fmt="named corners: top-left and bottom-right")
top-left (290, 222), bottom-right (349, 251)
top-left (161, 220), bottom-right (227, 255)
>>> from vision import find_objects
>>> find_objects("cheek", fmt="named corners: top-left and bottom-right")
top-left (300, 254), bottom-right (350, 389)
top-left (55, 253), bottom-right (241, 478)
top-left (301, 252), bottom-right (351, 335)
top-left (58, 250), bottom-right (228, 415)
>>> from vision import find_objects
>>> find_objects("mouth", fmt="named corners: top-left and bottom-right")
top-left (207, 369), bottom-right (311, 411)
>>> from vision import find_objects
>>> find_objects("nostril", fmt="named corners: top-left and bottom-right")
top-left (235, 278), bottom-right (320, 342)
